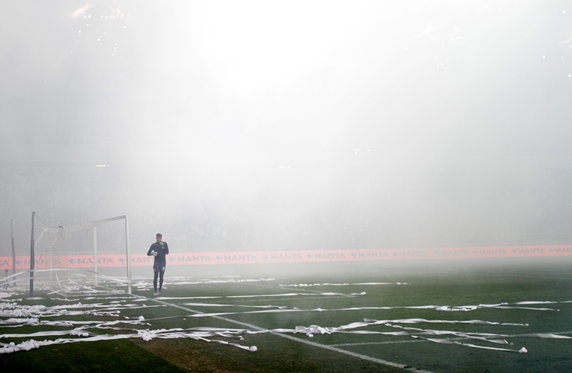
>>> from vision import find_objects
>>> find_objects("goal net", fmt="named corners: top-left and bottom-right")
top-left (28, 212), bottom-right (132, 296)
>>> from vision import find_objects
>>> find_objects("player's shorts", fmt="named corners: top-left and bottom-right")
top-left (153, 261), bottom-right (166, 272)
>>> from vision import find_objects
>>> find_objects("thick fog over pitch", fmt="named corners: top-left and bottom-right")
top-left (1, 1), bottom-right (572, 254)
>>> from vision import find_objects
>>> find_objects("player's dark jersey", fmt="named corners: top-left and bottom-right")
top-left (147, 241), bottom-right (169, 263)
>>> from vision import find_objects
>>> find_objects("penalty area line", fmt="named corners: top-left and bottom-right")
top-left (134, 294), bottom-right (434, 373)
top-left (331, 340), bottom-right (427, 347)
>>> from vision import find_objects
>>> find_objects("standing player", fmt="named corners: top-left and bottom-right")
top-left (147, 233), bottom-right (169, 295)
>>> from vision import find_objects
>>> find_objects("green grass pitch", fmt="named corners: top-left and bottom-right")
top-left (1, 259), bottom-right (572, 372)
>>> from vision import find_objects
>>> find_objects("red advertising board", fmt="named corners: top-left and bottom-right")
top-left (1, 245), bottom-right (571, 270)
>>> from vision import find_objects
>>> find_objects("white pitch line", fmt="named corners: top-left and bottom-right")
top-left (134, 294), bottom-right (434, 373)
top-left (331, 340), bottom-right (426, 347)
top-left (276, 285), bottom-right (355, 298)
top-left (245, 280), bottom-right (356, 298)
top-left (330, 335), bottom-right (500, 348)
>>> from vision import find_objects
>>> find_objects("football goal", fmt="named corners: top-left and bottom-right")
top-left (28, 212), bottom-right (132, 296)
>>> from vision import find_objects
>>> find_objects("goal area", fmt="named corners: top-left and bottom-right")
top-left (28, 212), bottom-right (132, 296)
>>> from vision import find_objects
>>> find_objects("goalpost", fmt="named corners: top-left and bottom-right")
top-left (29, 212), bottom-right (132, 296)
